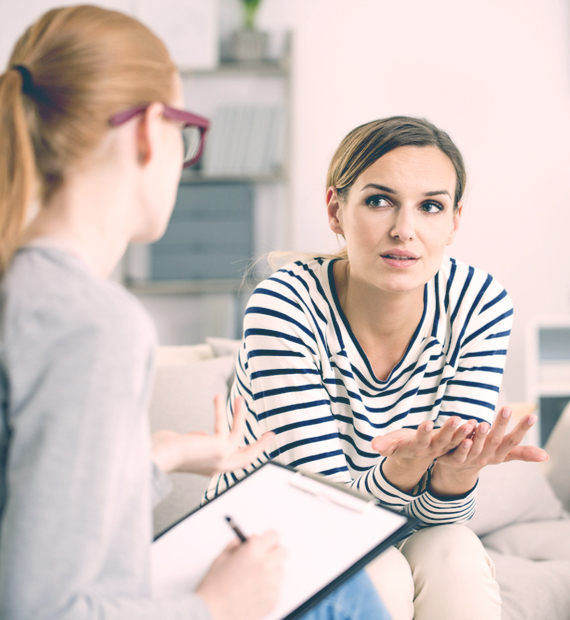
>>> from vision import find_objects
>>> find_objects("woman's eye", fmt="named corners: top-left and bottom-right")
top-left (365, 195), bottom-right (391, 208)
top-left (420, 201), bottom-right (443, 214)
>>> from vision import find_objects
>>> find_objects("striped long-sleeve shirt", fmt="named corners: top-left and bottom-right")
top-left (205, 256), bottom-right (513, 526)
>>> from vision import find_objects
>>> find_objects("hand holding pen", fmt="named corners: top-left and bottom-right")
top-left (196, 520), bottom-right (286, 620)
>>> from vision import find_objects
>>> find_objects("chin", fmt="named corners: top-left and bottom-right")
top-left (130, 226), bottom-right (165, 245)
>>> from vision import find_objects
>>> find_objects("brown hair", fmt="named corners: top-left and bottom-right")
top-left (0, 5), bottom-right (177, 272)
top-left (325, 116), bottom-right (467, 260)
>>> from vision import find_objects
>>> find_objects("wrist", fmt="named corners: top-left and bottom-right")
top-left (151, 430), bottom-right (181, 474)
top-left (382, 455), bottom-right (434, 493)
top-left (429, 461), bottom-right (479, 497)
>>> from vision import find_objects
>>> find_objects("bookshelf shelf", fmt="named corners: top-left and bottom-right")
top-left (179, 60), bottom-right (289, 78)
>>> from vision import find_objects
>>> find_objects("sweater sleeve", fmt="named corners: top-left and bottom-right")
top-left (0, 308), bottom-right (212, 620)
top-left (437, 276), bottom-right (514, 424)
top-left (406, 275), bottom-right (515, 525)
top-left (204, 274), bottom-right (476, 527)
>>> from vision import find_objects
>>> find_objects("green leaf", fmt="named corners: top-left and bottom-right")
top-left (241, 0), bottom-right (263, 29)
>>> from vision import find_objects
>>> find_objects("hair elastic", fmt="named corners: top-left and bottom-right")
top-left (13, 65), bottom-right (34, 94)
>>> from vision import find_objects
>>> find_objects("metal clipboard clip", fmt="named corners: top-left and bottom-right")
top-left (289, 471), bottom-right (378, 514)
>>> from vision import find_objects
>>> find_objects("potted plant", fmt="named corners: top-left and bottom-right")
top-left (230, 0), bottom-right (268, 62)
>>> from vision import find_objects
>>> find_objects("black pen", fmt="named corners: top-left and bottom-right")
top-left (224, 515), bottom-right (248, 543)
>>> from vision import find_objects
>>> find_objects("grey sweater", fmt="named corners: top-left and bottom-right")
top-left (0, 246), bottom-right (211, 620)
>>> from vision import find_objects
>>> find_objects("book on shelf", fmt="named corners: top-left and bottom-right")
top-left (201, 104), bottom-right (284, 177)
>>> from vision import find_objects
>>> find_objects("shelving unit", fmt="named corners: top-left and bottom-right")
top-left (123, 47), bottom-right (291, 344)
top-left (526, 317), bottom-right (570, 446)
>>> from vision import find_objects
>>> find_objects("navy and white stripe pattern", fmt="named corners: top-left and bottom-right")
top-left (205, 256), bottom-right (513, 526)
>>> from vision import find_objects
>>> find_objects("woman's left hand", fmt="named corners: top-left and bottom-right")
top-left (152, 394), bottom-right (275, 476)
top-left (430, 406), bottom-right (549, 496)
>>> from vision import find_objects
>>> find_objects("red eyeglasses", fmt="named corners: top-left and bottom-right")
top-left (110, 105), bottom-right (210, 168)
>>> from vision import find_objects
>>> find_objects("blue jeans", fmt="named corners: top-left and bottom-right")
top-left (301, 570), bottom-right (391, 620)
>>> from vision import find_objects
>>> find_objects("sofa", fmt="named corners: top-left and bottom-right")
top-left (149, 338), bottom-right (570, 620)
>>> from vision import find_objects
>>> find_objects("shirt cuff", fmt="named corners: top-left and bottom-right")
top-left (354, 459), bottom-right (430, 511)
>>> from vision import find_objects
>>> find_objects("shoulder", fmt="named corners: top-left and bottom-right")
top-left (251, 256), bottom-right (334, 305)
top-left (1, 247), bottom-right (155, 358)
top-left (437, 256), bottom-right (512, 316)
top-left (243, 257), bottom-right (337, 344)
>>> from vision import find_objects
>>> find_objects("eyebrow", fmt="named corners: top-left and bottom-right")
top-left (361, 183), bottom-right (451, 198)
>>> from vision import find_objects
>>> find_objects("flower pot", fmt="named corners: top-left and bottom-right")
top-left (229, 29), bottom-right (268, 62)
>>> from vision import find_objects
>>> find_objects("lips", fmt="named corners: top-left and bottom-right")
top-left (382, 254), bottom-right (416, 260)
top-left (380, 249), bottom-right (419, 268)
top-left (380, 250), bottom-right (419, 260)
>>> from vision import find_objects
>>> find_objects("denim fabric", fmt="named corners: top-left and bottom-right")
top-left (301, 571), bottom-right (391, 620)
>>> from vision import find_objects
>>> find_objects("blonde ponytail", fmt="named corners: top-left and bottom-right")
top-left (0, 68), bottom-right (36, 273)
top-left (0, 5), bottom-right (177, 275)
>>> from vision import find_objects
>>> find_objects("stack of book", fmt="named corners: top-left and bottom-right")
top-left (201, 105), bottom-right (284, 177)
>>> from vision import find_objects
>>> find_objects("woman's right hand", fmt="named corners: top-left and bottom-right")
top-left (371, 416), bottom-right (477, 492)
top-left (196, 531), bottom-right (286, 620)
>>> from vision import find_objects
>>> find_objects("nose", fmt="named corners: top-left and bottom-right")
top-left (390, 206), bottom-right (415, 241)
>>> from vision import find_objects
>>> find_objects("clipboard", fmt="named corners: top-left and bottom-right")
top-left (151, 462), bottom-right (417, 620)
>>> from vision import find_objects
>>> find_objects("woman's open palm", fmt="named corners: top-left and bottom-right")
top-left (152, 395), bottom-right (275, 475)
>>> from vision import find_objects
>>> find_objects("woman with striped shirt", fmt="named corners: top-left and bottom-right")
top-left (206, 117), bottom-right (547, 619)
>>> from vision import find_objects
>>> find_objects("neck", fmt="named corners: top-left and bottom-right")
top-left (23, 162), bottom-right (137, 280)
top-left (334, 260), bottom-right (424, 378)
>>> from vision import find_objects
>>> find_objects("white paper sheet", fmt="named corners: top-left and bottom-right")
top-left (152, 463), bottom-right (410, 620)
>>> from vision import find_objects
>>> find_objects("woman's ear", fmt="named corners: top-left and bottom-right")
top-left (446, 201), bottom-right (463, 246)
top-left (327, 187), bottom-right (344, 235)
top-left (136, 102), bottom-right (164, 167)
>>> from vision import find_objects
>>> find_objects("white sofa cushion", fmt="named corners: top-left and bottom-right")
top-left (488, 550), bottom-right (570, 620)
top-left (467, 460), bottom-right (566, 537)
top-left (206, 336), bottom-right (242, 360)
top-left (481, 519), bottom-right (570, 561)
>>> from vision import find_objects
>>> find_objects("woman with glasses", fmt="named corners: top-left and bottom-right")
top-left (0, 6), bottom-right (390, 620)
top-left (205, 117), bottom-right (549, 620)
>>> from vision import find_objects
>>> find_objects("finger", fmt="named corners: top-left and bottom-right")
top-left (465, 422), bottom-right (490, 459)
top-left (440, 437), bottom-right (472, 464)
top-left (465, 420), bottom-right (478, 440)
top-left (370, 434), bottom-right (400, 456)
top-left (430, 417), bottom-right (463, 453)
top-left (493, 414), bottom-right (537, 462)
top-left (223, 538), bottom-right (242, 554)
top-left (415, 420), bottom-right (435, 449)
top-left (371, 428), bottom-right (427, 458)
top-left (228, 396), bottom-right (247, 441)
top-left (226, 432), bottom-right (275, 470)
top-left (213, 393), bottom-right (229, 436)
top-left (504, 444), bottom-right (549, 463)
top-left (481, 407), bottom-right (511, 457)
top-left (371, 429), bottom-right (421, 457)
top-left (445, 421), bottom-right (477, 453)
top-left (252, 530), bottom-right (281, 552)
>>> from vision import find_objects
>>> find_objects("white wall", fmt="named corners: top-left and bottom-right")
top-left (254, 0), bottom-right (570, 402)
top-left (3, 0), bottom-right (570, 400)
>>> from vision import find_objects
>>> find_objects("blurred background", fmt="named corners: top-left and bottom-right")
top-left (2, 0), bottom-right (570, 443)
